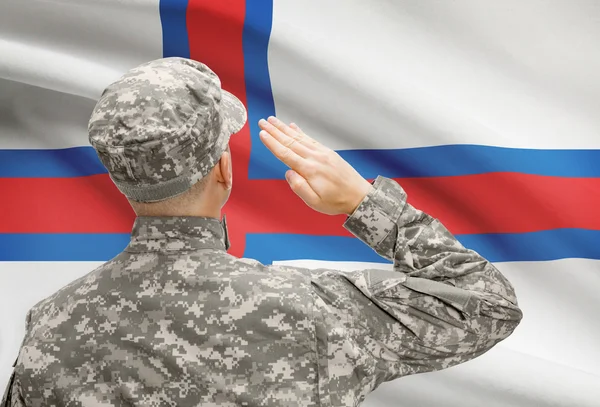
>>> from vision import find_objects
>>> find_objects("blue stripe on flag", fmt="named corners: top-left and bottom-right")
top-left (159, 0), bottom-right (190, 58)
top-left (242, 0), bottom-right (277, 180)
top-left (250, 145), bottom-right (600, 180)
top-left (245, 228), bottom-right (600, 264)
top-left (2, 146), bottom-right (599, 178)
top-left (0, 148), bottom-right (107, 177)
top-left (2, 229), bottom-right (599, 262)
top-left (0, 234), bottom-right (130, 261)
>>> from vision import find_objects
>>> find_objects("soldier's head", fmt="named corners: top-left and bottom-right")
top-left (88, 57), bottom-right (246, 217)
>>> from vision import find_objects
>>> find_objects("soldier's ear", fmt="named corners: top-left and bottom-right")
top-left (216, 149), bottom-right (232, 190)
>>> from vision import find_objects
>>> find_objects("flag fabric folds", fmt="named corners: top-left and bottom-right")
top-left (0, 1), bottom-right (598, 406)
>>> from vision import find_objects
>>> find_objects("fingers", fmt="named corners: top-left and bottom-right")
top-left (285, 170), bottom-right (320, 206)
top-left (258, 116), bottom-right (328, 175)
top-left (259, 130), bottom-right (306, 171)
top-left (289, 122), bottom-right (324, 150)
top-left (258, 118), bottom-right (311, 157)
top-left (262, 117), bottom-right (320, 152)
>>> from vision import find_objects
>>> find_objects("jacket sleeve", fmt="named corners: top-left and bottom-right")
top-left (301, 176), bottom-right (523, 405)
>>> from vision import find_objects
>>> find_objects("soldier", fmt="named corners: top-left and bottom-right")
top-left (2, 57), bottom-right (522, 407)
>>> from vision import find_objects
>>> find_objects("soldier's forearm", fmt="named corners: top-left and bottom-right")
top-left (343, 175), bottom-right (522, 318)
top-left (341, 175), bottom-right (522, 364)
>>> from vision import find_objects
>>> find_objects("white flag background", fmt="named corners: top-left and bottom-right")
top-left (1, 1), bottom-right (599, 406)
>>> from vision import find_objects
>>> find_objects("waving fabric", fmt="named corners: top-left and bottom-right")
top-left (0, 1), bottom-right (598, 406)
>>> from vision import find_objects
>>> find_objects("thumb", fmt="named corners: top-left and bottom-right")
top-left (285, 170), bottom-right (319, 206)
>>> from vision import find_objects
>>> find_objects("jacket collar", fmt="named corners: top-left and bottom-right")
top-left (126, 215), bottom-right (230, 253)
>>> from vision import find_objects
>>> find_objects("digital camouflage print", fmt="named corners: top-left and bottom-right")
top-left (88, 57), bottom-right (247, 203)
top-left (2, 176), bottom-right (522, 407)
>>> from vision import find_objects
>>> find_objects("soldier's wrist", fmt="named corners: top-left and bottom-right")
top-left (345, 180), bottom-right (375, 216)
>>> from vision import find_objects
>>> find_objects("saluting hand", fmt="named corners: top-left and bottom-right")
top-left (258, 117), bottom-right (373, 216)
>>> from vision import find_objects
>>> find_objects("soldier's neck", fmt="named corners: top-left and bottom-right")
top-left (131, 202), bottom-right (222, 220)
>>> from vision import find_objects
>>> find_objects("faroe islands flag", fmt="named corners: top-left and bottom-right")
top-left (0, 1), bottom-right (598, 406)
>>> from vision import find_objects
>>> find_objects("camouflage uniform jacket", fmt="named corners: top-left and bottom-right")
top-left (2, 176), bottom-right (523, 407)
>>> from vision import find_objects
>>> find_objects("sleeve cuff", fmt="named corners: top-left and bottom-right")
top-left (343, 176), bottom-right (407, 248)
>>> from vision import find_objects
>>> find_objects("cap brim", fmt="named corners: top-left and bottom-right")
top-left (221, 90), bottom-right (247, 135)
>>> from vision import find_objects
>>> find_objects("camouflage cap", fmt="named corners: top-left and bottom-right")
top-left (88, 57), bottom-right (247, 202)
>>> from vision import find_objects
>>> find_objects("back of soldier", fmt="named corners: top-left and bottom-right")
top-left (16, 246), bottom-right (319, 406)
top-left (3, 57), bottom-right (522, 407)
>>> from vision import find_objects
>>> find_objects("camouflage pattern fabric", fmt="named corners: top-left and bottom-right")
top-left (88, 57), bottom-right (247, 203)
top-left (2, 176), bottom-right (523, 407)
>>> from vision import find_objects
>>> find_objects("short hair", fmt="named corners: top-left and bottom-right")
top-left (129, 175), bottom-right (210, 216)
top-left (128, 144), bottom-right (229, 216)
